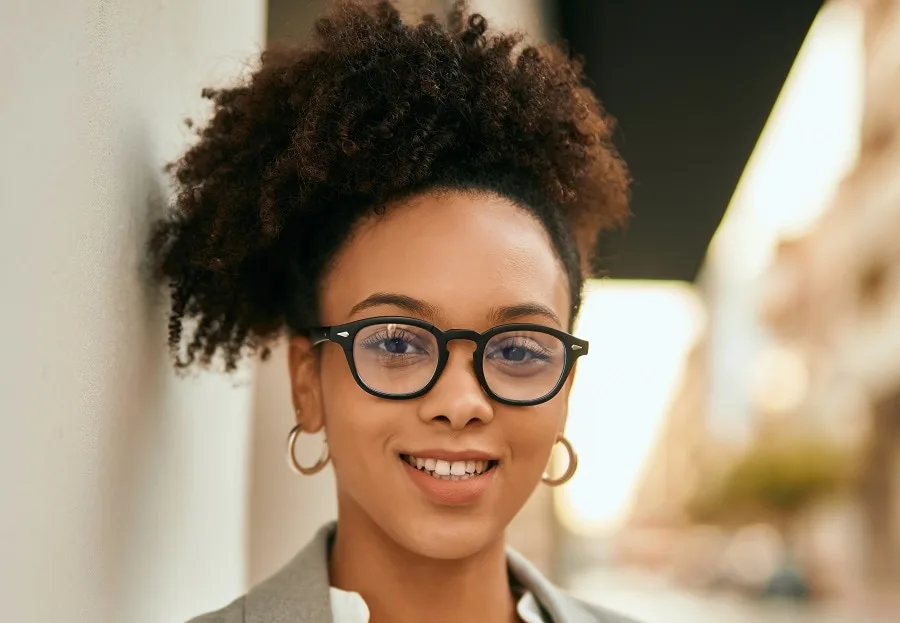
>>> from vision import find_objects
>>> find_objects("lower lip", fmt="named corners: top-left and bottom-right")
top-left (402, 459), bottom-right (497, 506)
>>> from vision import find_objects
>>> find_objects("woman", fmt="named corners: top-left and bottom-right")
top-left (150, 1), bottom-right (635, 621)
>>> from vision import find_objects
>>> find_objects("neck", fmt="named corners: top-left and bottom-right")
top-left (329, 498), bottom-right (518, 623)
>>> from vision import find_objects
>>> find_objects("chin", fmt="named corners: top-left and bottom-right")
top-left (340, 458), bottom-right (523, 561)
top-left (390, 515), bottom-right (505, 560)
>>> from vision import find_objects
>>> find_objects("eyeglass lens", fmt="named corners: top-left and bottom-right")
top-left (351, 322), bottom-right (566, 401)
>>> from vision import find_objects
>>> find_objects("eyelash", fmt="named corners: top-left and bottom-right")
top-left (488, 337), bottom-right (551, 360)
top-left (358, 329), bottom-right (427, 351)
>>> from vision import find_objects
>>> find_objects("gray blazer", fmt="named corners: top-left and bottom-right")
top-left (188, 522), bottom-right (638, 623)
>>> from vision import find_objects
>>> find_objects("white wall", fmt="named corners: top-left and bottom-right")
top-left (0, 1), bottom-right (264, 621)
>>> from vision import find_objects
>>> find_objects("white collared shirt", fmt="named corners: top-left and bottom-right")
top-left (330, 586), bottom-right (547, 623)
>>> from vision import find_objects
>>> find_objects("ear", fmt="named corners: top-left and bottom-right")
top-left (288, 335), bottom-right (325, 434)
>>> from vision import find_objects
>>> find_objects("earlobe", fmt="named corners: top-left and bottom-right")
top-left (288, 336), bottom-right (326, 433)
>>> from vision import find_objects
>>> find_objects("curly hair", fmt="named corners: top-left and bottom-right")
top-left (149, 0), bottom-right (630, 373)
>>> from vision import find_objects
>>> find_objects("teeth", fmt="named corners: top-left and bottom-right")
top-left (402, 455), bottom-right (495, 480)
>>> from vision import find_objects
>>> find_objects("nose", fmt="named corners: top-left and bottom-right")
top-left (416, 341), bottom-right (494, 430)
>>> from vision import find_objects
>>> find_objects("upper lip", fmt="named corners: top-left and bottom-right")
top-left (401, 449), bottom-right (498, 461)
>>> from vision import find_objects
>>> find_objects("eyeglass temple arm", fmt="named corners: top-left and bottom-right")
top-left (308, 327), bottom-right (330, 347)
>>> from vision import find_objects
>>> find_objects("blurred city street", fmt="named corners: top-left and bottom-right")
top-left (571, 568), bottom-right (896, 623)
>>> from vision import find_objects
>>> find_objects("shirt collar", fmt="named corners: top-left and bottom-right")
top-left (244, 521), bottom-right (598, 623)
top-left (329, 585), bottom-right (548, 623)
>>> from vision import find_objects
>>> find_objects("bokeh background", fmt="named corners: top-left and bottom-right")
top-left (2, 0), bottom-right (899, 621)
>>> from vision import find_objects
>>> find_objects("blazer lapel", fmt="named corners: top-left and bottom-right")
top-left (244, 523), bottom-right (336, 623)
top-left (242, 522), bottom-right (600, 623)
top-left (507, 547), bottom-right (596, 623)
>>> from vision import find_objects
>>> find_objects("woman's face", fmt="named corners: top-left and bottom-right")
top-left (290, 190), bottom-right (574, 560)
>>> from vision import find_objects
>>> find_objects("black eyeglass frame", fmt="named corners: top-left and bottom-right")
top-left (308, 316), bottom-right (589, 406)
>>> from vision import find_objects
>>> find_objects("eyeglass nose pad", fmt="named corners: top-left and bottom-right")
top-left (438, 331), bottom-right (482, 363)
top-left (429, 336), bottom-right (478, 376)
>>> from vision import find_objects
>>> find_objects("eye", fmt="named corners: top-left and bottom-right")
top-left (486, 336), bottom-right (552, 364)
top-left (358, 327), bottom-right (431, 357)
top-left (381, 335), bottom-right (418, 355)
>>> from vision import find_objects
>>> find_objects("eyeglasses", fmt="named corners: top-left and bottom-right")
top-left (308, 316), bottom-right (588, 406)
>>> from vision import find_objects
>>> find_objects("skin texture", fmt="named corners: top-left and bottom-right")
top-left (288, 190), bottom-right (574, 623)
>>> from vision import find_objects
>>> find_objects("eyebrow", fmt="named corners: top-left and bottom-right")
top-left (348, 292), bottom-right (562, 328)
top-left (487, 303), bottom-right (562, 328)
top-left (348, 293), bottom-right (442, 321)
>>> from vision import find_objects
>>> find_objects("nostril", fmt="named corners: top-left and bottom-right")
top-left (432, 415), bottom-right (452, 424)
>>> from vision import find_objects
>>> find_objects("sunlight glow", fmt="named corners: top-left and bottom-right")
top-left (707, 0), bottom-right (864, 281)
top-left (556, 281), bottom-right (705, 535)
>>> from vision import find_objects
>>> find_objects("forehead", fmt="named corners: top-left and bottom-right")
top-left (319, 190), bottom-right (571, 328)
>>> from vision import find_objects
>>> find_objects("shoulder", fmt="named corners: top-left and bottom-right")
top-left (184, 596), bottom-right (245, 623)
top-left (567, 595), bottom-right (643, 623)
top-left (507, 547), bottom-right (641, 623)
top-left (182, 522), bottom-right (336, 623)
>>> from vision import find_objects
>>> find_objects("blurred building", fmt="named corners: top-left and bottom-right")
top-left (625, 338), bottom-right (709, 531)
top-left (760, 0), bottom-right (900, 597)
top-left (608, 0), bottom-right (900, 606)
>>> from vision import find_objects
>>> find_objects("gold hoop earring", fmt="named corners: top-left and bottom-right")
top-left (286, 424), bottom-right (331, 475)
top-left (542, 434), bottom-right (577, 486)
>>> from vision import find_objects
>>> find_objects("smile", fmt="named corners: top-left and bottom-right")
top-left (399, 450), bottom-right (499, 505)
top-left (400, 454), bottom-right (498, 481)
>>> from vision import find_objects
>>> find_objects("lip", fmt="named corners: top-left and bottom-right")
top-left (400, 456), bottom-right (498, 506)
top-left (400, 449), bottom-right (498, 461)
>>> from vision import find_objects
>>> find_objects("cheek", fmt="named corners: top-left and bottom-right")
top-left (503, 400), bottom-right (567, 478)
top-left (317, 347), bottom-right (400, 471)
